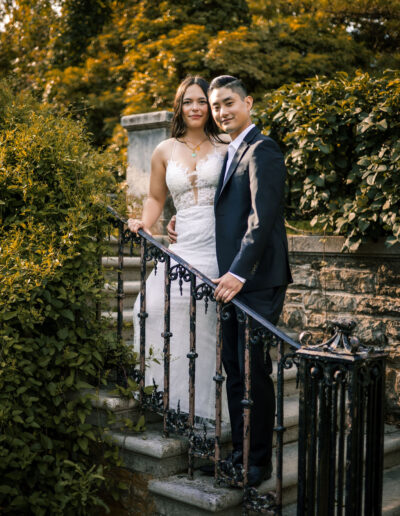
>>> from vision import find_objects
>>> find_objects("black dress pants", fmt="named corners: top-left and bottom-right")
top-left (221, 285), bottom-right (287, 467)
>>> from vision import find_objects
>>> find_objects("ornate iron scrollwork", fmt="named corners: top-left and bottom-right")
top-left (299, 330), bottom-right (313, 346)
top-left (169, 264), bottom-right (191, 295)
top-left (282, 351), bottom-right (299, 371)
top-left (320, 363), bottom-right (348, 388)
top-left (268, 333), bottom-right (283, 349)
top-left (333, 366), bottom-right (347, 385)
top-left (165, 401), bottom-right (190, 435)
top-left (220, 303), bottom-right (233, 321)
top-left (189, 424), bottom-right (215, 459)
top-left (141, 381), bottom-right (164, 414)
top-left (217, 461), bottom-right (244, 488)
top-left (243, 488), bottom-right (277, 513)
top-left (194, 283), bottom-right (215, 314)
top-left (296, 319), bottom-right (387, 515)
top-left (144, 244), bottom-right (166, 275)
top-left (249, 326), bottom-right (270, 345)
top-left (129, 367), bottom-right (144, 384)
top-left (122, 227), bottom-right (141, 246)
top-left (309, 362), bottom-right (323, 380)
top-left (236, 309), bottom-right (247, 324)
top-left (249, 327), bottom-right (282, 351)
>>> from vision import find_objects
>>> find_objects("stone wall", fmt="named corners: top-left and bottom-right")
top-left (283, 235), bottom-right (400, 421)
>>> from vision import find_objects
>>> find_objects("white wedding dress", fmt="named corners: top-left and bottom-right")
top-left (133, 142), bottom-right (229, 422)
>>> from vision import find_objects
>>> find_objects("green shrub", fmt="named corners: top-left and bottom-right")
top-left (0, 82), bottom-right (132, 514)
top-left (254, 70), bottom-right (400, 250)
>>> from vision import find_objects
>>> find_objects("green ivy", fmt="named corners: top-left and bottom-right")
top-left (254, 70), bottom-right (400, 251)
top-left (0, 81), bottom-right (133, 514)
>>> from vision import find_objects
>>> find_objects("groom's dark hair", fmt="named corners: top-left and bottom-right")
top-left (208, 75), bottom-right (248, 99)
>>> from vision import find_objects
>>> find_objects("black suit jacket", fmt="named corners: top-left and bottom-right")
top-left (214, 126), bottom-right (292, 292)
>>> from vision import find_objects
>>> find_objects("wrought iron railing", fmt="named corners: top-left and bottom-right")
top-left (107, 206), bottom-right (300, 514)
top-left (106, 206), bottom-right (387, 516)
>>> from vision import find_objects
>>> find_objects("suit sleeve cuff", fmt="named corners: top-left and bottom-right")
top-left (228, 271), bottom-right (246, 284)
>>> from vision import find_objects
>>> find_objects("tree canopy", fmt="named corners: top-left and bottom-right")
top-left (0, 0), bottom-right (399, 150)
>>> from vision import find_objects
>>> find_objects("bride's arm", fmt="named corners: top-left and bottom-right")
top-left (128, 145), bottom-right (168, 234)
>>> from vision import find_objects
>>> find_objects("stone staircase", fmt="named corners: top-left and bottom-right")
top-left (97, 242), bottom-right (400, 515)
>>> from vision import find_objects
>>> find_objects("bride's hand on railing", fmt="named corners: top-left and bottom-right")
top-left (127, 218), bottom-right (152, 235)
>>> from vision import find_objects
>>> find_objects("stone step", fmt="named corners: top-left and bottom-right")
top-left (381, 464), bottom-right (400, 515)
top-left (102, 280), bottom-right (141, 309)
top-left (104, 235), bottom-right (169, 257)
top-left (85, 386), bottom-right (163, 428)
top-left (110, 421), bottom-right (232, 478)
top-left (148, 440), bottom-right (298, 515)
top-left (148, 426), bottom-right (400, 515)
top-left (102, 392), bottom-right (299, 481)
top-left (104, 236), bottom-right (137, 256)
top-left (86, 388), bottom-right (142, 429)
top-left (383, 424), bottom-right (400, 470)
top-left (102, 256), bottom-right (152, 282)
top-left (87, 387), bottom-right (163, 429)
top-left (94, 388), bottom-right (299, 436)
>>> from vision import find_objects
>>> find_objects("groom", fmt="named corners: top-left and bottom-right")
top-left (207, 75), bottom-right (292, 487)
top-left (168, 75), bottom-right (292, 487)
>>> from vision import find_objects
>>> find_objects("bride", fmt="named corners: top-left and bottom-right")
top-left (128, 76), bottom-right (229, 422)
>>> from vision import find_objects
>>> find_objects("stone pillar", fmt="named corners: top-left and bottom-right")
top-left (121, 111), bottom-right (174, 234)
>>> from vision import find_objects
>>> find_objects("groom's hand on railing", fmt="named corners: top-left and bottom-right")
top-left (212, 273), bottom-right (244, 303)
top-left (127, 218), bottom-right (152, 235)
top-left (166, 215), bottom-right (177, 244)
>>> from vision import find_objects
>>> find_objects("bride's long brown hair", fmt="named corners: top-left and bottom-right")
top-left (171, 76), bottom-right (223, 142)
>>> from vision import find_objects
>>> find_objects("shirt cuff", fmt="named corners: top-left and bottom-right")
top-left (228, 271), bottom-right (246, 284)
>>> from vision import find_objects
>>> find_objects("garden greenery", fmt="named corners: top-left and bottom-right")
top-left (0, 82), bottom-right (132, 514)
top-left (254, 70), bottom-right (400, 251)
top-left (1, 65), bottom-right (399, 511)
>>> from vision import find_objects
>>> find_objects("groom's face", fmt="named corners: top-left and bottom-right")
top-left (209, 86), bottom-right (253, 140)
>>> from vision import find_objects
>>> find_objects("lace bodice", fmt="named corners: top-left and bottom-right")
top-left (166, 149), bottom-right (224, 212)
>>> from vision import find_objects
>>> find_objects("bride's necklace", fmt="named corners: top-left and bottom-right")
top-left (181, 137), bottom-right (209, 158)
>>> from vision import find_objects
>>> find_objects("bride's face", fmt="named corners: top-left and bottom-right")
top-left (181, 84), bottom-right (209, 131)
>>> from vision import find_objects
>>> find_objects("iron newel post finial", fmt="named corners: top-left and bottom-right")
top-left (299, 319), bottom-right (382, 356)
top-left (323, 320), bottom-right (359, 353)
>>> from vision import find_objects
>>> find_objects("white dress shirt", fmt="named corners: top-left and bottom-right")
top-left (224, 124), bottom-right (255, 183)
top-left (225, 124), bottom-right (255, 284)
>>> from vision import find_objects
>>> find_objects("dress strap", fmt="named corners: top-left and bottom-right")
top-left (170, 139), bottom-right (177, 161)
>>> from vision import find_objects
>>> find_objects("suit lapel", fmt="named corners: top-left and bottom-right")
top-left (215, 151), bottom-right (228, 202)
top-left (215, 126), bottom-right (260, 205)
